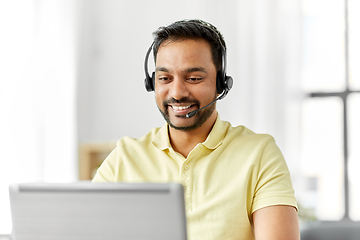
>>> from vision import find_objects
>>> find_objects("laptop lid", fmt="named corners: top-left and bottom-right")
top-left (9, 182), bottom-right (187, 240)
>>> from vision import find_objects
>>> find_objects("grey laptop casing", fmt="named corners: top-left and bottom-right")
top-left (9, 182), bottom-right (187, 240)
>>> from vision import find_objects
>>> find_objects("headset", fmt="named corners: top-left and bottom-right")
top-left (143, 21), bottom-right (233, 118)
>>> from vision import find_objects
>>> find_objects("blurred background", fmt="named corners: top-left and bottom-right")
top-left (0, 0), bottom-right (359, 235)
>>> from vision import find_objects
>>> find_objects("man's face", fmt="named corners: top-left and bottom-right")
top-left (154, 39), bottom-right (218, 131)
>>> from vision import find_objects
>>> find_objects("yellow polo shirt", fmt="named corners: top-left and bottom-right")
top-left (93, 116), bottom-right (297, 240)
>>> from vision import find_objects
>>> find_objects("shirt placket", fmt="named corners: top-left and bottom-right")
top-left (180, 143), bottom-right (202, 212)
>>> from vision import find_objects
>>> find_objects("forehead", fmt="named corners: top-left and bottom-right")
top-left (155, 39), bottom-right (215, 70)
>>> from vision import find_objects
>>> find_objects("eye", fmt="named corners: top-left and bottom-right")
top-left (158, 76), bottom-right (172, 82)
top-left (187, 77), bottom-right (203, 82)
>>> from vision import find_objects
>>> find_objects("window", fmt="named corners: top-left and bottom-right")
top-left (0, 1), bottom-right (78, 234)
top-left (300, 0), bottom-right (360, 221)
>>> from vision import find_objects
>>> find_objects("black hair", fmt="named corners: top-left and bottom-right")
top-left (152, 19), bottom-right (226, 72)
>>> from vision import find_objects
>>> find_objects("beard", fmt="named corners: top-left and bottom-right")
top-left (158, 94), bottom-right (217, 132)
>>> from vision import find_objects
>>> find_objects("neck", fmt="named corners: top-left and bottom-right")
top-left (168, 111), bottom-right (217, 158)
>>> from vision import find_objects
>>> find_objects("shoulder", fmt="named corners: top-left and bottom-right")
top-left (223, 121), bottom-right (276, 147)
top-left (217, 121), bottom-right (282, 165)
top-left (92, 126), bottom-right (165, 182)
top-left (116, 126), bottom-right (163, 149)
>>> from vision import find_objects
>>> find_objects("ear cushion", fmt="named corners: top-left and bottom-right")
top-left (216, 71), bottom-right (225, 94)
top-left (145, 72), bottom-right (156, 92)
top-left (151, 72), bottom-right (155, 91)
top-left (217, 72), bottom-right (233, 94)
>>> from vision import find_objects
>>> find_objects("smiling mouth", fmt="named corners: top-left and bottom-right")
top-left (163, 97), bottom-right (200, 116)
top-left (171, 105), bottom-right (192, 111)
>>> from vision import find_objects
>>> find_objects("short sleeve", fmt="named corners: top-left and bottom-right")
top-left (251, 137), bottom-right (298, 213)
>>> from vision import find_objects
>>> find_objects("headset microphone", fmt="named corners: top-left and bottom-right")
top-left (185, 89), bottom-right (229, 118)
top-left (185, 99), bottom-right (217, 118)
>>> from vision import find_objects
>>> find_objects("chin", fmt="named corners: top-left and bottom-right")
top-left (158, 104), bottom-right (215, 132)
top-left (168, 116), bottom-right (206, 132)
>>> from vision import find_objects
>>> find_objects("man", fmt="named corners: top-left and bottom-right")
top-left (93, 19), bottom-right (299, 240)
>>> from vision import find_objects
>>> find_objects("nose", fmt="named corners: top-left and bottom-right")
top-left (169, 77), bottom-right (190, 100)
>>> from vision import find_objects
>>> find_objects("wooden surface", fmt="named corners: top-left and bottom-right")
top-left (78, 142), bottom-right (116, 180)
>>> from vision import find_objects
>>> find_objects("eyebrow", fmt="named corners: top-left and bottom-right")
top-left (155, 67), bottom-right (170, 73)
top-left (155, 67), bottom-right (207, 74)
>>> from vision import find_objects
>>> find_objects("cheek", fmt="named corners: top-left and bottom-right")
top-left (195, 85), bottom-right (216, 99)
top-left (155, 81), bottom-right (171, 99)
top-left (154, 81), bottom-right (165, 95)
top-left (155, 88), bottom-right (167, 108)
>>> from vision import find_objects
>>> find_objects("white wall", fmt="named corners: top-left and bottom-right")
top-left (77, 0), bottom-right (240, 142)
top-left (76, 0), bottom-right (303, 178)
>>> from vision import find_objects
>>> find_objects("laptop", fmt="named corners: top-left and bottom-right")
top-left (9, 182), bottom-right (187, 240)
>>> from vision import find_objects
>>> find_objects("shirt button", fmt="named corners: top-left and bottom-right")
top-left (184, 186), bottom-right (187, 191)
top-left (184, 165), bottom-right (190, 170)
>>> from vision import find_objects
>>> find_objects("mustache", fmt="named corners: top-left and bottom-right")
top-left (163, 97), bottom-right (200, 106)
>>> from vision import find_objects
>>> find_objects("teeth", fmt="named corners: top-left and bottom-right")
top-left (172, 105), bottom-right (191, 111)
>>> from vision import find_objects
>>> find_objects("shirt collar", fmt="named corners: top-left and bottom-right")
top-left (152, 123), bottom-right (171, 150)
top-left (152, 114), bottom-right (229, 151)
top-left (202, 114), bottom-right (228, 149)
